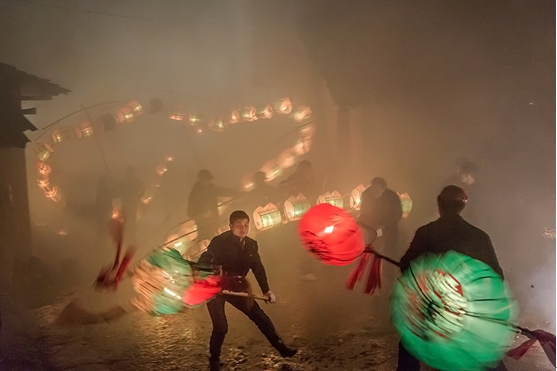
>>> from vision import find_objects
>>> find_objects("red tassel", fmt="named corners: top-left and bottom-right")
top-left (507, 329), bottom-right (556, 367)
top-left (346, 252), bottom-right (371, 290)
top-left (115, 247), bottom-right (136, 284)
top-left (365, 254), bottom-right (383, 294)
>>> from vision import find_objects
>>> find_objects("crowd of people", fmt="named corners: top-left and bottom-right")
top-left (91, 157), bottom-right (507, 371)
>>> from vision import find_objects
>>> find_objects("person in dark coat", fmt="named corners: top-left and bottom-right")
top-left (187, 170), bottom-right (240, 241)
top-left (117, 167), bottom-right (145, 243)
top-left (396, 185), bottom-right (507, 371)
top-left (278, 160), bottom-right (319, 202)
top-left (245, 171), bottom-right (279, 210)
top-left (359, 177), bottom-right (403, 253)
top-left (441, 161), bottom-right (483, 225)
top-left (198, 210), bottom-right (297, 371)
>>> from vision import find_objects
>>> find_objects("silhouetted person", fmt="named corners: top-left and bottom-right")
top-left (245, 171), bottom-right (279, 210)
top-left (187, 170), bottom-right (240, 241)
top-left (118, 167), bottom-right (145, 243)
top-left (397, 186), bottom-right (506, 371)
top-left (94, 174), bottom-right (116, 247)
top-left (442, 161), bottom-right (482, 224)
top-left (359, 177), bottom-right (402, 253)
top-left (198, 210), bottom-right (297, 371)
top-left (278, 160), bottom-right (319, 202)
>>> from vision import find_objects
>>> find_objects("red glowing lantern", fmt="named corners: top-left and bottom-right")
top-left (240, 106), bottom-right (257, 121)
top-left (37, 176), bottom-right (50, 189)
top-left (36, 161), bottom-right (52, 177)
top-left (127, 101), bottom-right (143, 117)
top-left (45, 186), bottom-right (63, 202)
top-left (226, 110), bottom-right (241, 124)
top-left (298, 203), bottom-right (364, 266)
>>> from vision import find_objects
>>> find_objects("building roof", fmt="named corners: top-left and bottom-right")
top-left (0, 63), bottom-right (71, 101)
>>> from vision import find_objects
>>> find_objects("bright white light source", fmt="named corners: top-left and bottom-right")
top-left (324, 225), bottom-right (334, 234)
top-left (164, 288), bottom-right (179, 298)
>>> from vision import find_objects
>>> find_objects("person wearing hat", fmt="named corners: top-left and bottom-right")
top-left (187, 170), bottom-right (241, 240)
top-left (396, 185), bottom-right (505, 371)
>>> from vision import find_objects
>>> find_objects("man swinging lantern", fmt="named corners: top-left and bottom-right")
top-left (298, 203), bottom-right (364, 266)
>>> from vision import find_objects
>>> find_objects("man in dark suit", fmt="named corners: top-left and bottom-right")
top-left (199, 210), bottom-right (297, 371)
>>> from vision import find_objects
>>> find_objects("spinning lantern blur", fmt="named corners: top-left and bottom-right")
top-left (350, 184), bottom-right (367, 210)
top-left (189, 114), bottom-right (203, 125)
top-left (284, 194), bottom-right (311, 222)
top-left (253, 203), bottom-right (282, 231)
top-left (298, 203), bottom-right (365, 266)
top-left (45, 186), bottom-right (63, 202)
top-left (37, 176), bottom-right (50, 189)
top-left (209, 119), bottom-right (225, 132)
top-left (317, 191), bottom-right (343, 209)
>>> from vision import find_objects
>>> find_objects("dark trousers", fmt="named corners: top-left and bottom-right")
top-left (207, 294), bottom-right (282, 360)
top-left (397, 341), bottom-right (510, 371)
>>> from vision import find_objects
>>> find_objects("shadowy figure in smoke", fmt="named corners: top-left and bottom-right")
top-left (117, 167), bottom-right (145, 244)
top-left (187, 169), bottom-right (241, 241)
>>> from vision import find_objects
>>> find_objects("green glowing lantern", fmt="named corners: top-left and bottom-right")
top-left (209, 118), bottom-right (225, 132)
top-left (35, 142), bottom-right (54, 162)
top-left (127, 101), bottom-right (143, 117)
top-left (51, 126), bottom-right (75, 143)
top-left (189, 114), bottom-right (203, 125)
top-left (253, 203), bottom-right (282, 231)
top-left (274, 97), bottom-right (292, 114)
top-left (391, 251), bottom-right (518, 371)
top-left (293, 105), bottom-right (312, 122)
top-left (240, 106), bottom-right (257, 121)
top-left (283, 193), bottom-right (311, 222)
top-left (399, 192), bottom-right (413, 218)
top-left (317, 191), bottom-right (344, 209)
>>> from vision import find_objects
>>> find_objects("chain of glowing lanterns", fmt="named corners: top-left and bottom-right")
top-left (165, 186), bottom-right (413, 262)
top-left (33, 97), bottom-right (315, 211)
